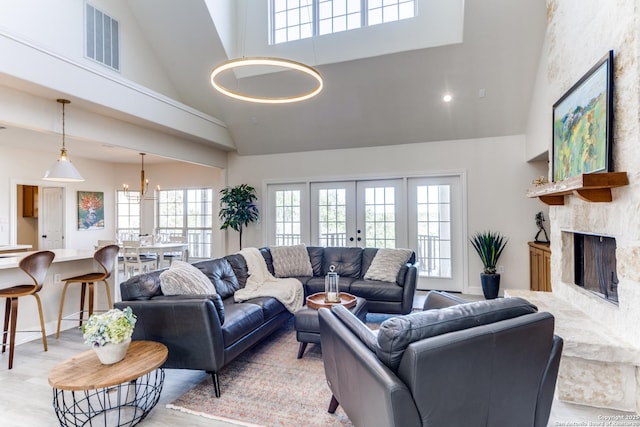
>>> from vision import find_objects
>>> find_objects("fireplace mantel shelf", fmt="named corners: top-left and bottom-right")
top-left (527, 172), bottom-right (629, 206)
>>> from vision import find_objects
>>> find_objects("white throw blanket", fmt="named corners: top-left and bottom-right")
top-left (234, 247), bottom-right (304, 313)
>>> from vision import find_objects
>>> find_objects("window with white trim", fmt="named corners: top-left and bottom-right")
top-left (270, 0), bottom-right (416, 44)
top-left (116, 190), bottom-right (140, 240)
top-left (156, 188), bottom-right (214, 259)
top-left (267, 183), bottom-right (309, 245)
top-left (274, 189), bottom-right (303, 245)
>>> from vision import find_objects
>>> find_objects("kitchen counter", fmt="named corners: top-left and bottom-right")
top-left (0, 244), bottom-right (32, 255)
top-left (0, 248), bottom-right (94, 270)
top-left (0, 248), bottom-right (119, 340)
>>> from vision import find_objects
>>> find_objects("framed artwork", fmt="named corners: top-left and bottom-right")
top-left (78, 191), bottom-right (105, 230)
top-left (552, 50), bottom-right (614, 182)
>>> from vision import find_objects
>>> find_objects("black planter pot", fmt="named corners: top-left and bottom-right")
top-left (480, 273), bottom-right (501, 299)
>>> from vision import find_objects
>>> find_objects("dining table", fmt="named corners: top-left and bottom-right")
top-left (137, 241), bottom-right (189, 266)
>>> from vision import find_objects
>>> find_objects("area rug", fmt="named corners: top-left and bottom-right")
top-left (166, 319), bottom-right (355, 427)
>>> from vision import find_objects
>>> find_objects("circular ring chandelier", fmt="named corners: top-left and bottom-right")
top-left (210, 57), bottom-right (323, 104)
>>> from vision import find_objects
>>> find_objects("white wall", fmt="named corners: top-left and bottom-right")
top-left (0, 0), bottom-right (179, 98)
top-left (0, 143), bottom-right (117, 247)
top-left (226, 135), bottom-right (547, 295)
top-left (525, 33), bottom-right (553, 163)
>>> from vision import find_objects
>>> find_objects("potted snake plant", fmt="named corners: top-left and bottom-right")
top-left (470, 231), bottom-right (508, 299)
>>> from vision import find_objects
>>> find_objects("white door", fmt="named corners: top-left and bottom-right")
top-left (356, 179), bottom-right (405, 248)
top-left (310, 179), bottom-right (405, 248)
top-left (267, 183), bottom-right (310, 246)
top-left (407, 176), bottom-right (464, 292)
top-left (40, 187), bottom-right (64, 249)
top-left (310, 181), bottom-right (356, 246)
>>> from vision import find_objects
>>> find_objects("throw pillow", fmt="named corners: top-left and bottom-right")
top-left (270, 244), bottom-right (314, 277)
top-left (364, 248), bottom-right (413, 282)
top-left (159, 260), bottom-right (217, 296)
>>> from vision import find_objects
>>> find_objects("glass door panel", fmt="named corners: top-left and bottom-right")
top-left (311, 182), bottom-right (356, 246)
top-left (408, 176), bottom-right (463, 292)
top-left (357, 180), bottom-right (405, 248)
top-left (267, 183), bottom-right (309, 246)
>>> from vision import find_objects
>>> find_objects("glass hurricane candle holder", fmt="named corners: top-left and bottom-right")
top-left (324, 265), bottom-right (340, 303)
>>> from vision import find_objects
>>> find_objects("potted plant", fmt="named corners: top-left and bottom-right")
top-left (470, 231), bottom-right (508, 299)
top-left (82, 307), bottom-right (137, 364)
top-left (219, 184), bottom-right (260, 249)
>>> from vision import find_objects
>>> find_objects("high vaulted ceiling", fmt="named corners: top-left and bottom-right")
top-left (126, 0), bottom-right (546, 156)
top-left (0, 0), bottom-right (547, 163)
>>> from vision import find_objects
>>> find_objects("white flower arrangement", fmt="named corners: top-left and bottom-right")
top-left (82, 307), bottom-right (137, 348)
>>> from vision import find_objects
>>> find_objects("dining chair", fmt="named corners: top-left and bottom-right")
top-left (122, 240), bottom-right (157, 279)
top-left (162, 235), bottom-right (189, 266)
top-left (0, 250), bottom-right (55, 369)
top-left (55, 244), bottom-right (120, 339)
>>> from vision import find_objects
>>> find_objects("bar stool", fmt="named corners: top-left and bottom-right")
top-left (0, 250), bottom-right (55, 369)
top-left (55, 244), bottom-right (119, 339)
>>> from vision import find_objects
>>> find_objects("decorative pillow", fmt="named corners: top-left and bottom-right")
top-left (364, 248), bottom-right (413, 282)
top-left (270, 244), bottom-right (314, 277)
top-left (159, 260), bottom-right (217, 296)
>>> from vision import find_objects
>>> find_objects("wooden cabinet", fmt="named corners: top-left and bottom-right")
top-left (529, 242), bottom-right (551, 292)
top-left (22, 185), bottom-right (38, 218)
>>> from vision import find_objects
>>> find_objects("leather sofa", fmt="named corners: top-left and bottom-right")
top-left (318, 291), bottom-right (564, 427)
top-left (260, 246), bottom-right (417, 314)
top-left (115, 246), bottom-right (417, 397)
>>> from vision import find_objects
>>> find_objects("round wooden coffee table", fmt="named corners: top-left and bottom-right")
top-left (305, 292), bottom-right (358, 310)
top-left (48, 340), bottom-right (168, 427)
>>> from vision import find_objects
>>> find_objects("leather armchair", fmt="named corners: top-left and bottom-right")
top-left (318, 295), bottom-right (563, 427)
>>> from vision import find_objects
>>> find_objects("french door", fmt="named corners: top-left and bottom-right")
top-left (310, 179), bottom-right (405, 248)
top-left (267, 174), bottom-right (465, 293)
top-left (407, 176), bottom-right (464, 292)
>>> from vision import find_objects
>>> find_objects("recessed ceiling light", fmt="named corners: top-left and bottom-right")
top-left (443, 94), bottom-right (453, 103)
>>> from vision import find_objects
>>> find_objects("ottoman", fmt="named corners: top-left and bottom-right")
top-left (294, 296), bottom-right (368, 358)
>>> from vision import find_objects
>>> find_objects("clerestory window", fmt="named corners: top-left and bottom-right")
top-left (270, 0), bottom-right (417, 45)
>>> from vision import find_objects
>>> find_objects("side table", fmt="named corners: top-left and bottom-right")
top-left (48, 340), bottom-right (168, 427)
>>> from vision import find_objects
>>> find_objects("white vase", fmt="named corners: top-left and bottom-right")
top-left (93, 338), bottom-right (131, 365)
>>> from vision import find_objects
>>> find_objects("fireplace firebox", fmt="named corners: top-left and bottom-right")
top-left (574, 233), bottom-right (618, 304)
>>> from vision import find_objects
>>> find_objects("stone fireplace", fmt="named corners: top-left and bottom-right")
top-left (571, 232), bottom-right (618, 304)
top-left (512, 0), bottom-right (640, 412)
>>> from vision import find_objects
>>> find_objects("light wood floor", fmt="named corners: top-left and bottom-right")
top-left (0, 292), bottom-right (634, 426)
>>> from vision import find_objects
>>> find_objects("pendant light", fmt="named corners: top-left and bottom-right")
top-left (123, 153), bottom-right (158, 202)
top-left (43, 99), bottom-right (84, 182)
top-left (209, 2), bottom-right (322, 104)
top-left (210, 57), bottom-right (323, 104)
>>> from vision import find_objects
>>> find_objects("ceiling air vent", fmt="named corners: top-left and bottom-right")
top-left (85, 3), bottom-right (120, 71)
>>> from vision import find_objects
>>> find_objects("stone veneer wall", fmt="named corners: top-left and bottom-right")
top-left (546, 0), bottom-right (640, 348)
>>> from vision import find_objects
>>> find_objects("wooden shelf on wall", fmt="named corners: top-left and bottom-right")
top-left (527, 172), bottom-right (629, 206)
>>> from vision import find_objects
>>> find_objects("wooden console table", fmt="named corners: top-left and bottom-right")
top-left (48, 340), bottom-right (168, 427)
